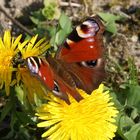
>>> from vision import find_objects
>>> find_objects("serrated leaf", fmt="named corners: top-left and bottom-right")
top-left (125, 123), bottom-right (140, 140)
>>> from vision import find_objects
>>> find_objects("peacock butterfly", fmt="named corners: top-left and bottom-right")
top-left (26, 15), bottom-right (105, 104)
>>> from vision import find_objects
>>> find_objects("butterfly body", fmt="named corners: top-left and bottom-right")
top-left (26, 15), bottom-right (105, 103)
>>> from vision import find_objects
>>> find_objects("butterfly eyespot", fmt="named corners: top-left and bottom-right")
top-left (80, 24), bottom-right (88, 32)
top-left (53, 81), bottom-right (60, 95)
top-left (80, 60), bottom-right (97, 68)
top-left (90, 21), bottom-right (100, 32)
top-left (77, 19), bottom-right (100, 38)
top-left (52, 81), bottom-right (70, 104)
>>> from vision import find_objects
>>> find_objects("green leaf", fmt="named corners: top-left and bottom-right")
top-left (15, 86), bottom-right (24, 105)
top-left (117, 113), bottom-right (135, 134)
top-left (106, 21), bottom-right (117, 34)
top-left (42, 0), bottom-right (60, 20)
top-left (50, 35), bottom-right (56, 46)
top-left (34, 93), bottom-right (43, 107)
top-left (15, 86), bottom-right (34, 112)
top-left (108, 89), bottom-right (123, 110)
top-left (42, 5), bottom-right (55, 19)
top-left (30, 16), bottom-right (40, 25)
top-left (98, 12), bottom-right (122, 22)
top-left (10, 112), bottom-right (17, 130)
top-left (125, 123), bottom-right (140, 140)
top-left (116, 113), bottom-right (131, 140)
top-left (49, 26), bottom-right (57, 37)
top-left (98, 12), bottom-right (122, 34)
top-left (59, 13), bottom-right (72, 34)
top-left (55, 30), bottom-right (67, 45)
top-left (131, 107), bottom-right (139, 120)
top-left (127, 85), bottom-right (140, 110)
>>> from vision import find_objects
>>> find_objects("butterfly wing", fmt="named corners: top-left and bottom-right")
top-left (61, 59), bottom-right (105, 93)
top-left (55, 15), bottom-right (105, 93)
top-left (56, 16), bottom-right (104, 62)
top-left (26, 56), bottom-right (83, 104)
top-left (45, 56), bottom-right (83, 102)
top-left (26, 56), bottom-right (54, 89)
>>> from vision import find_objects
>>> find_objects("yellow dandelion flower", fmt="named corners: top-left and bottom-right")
top-left (0, 30), bottom-right (22, 95)
top-left (18, 35), bottom-right (50, 59)
top-left (17, 68), bottom-right (48, 102)
top-left (0, 30), bottom-right (50, 100)
top-left (17, 35), bottom-right (50, 102)
top-left (36, 84), bottom-right (118, 140)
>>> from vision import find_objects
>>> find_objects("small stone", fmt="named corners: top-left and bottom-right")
top-left (131, 35), bottom-right (138, 42)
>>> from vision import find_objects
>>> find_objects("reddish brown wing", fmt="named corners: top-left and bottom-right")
top-left (55, 15), bottom-right (105, 93)
top-left (26, 56), bottom-right (83, 104)
top-left (61, 59), bottom-right (105, 93)
top-left (45, 56), bottom-right (83, 102)
top-left (26, 56), bottom-right (54, 89)
top-left (56, 16), bottom-right (104, 62)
